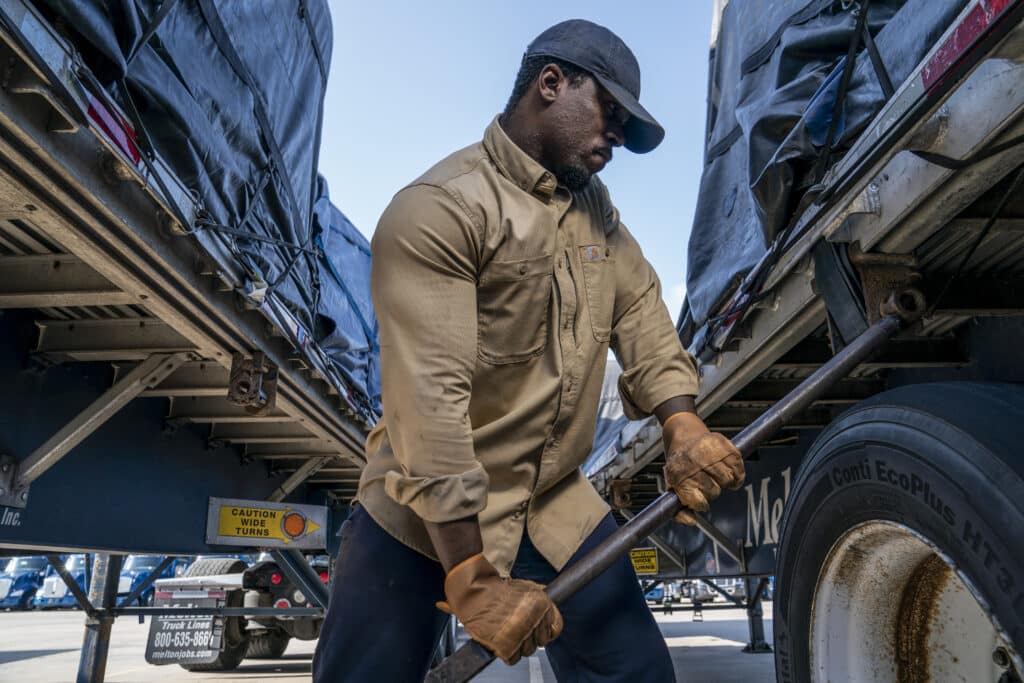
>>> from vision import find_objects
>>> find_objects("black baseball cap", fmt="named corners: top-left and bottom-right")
top-left (525, 19), bottom-right (665, 154)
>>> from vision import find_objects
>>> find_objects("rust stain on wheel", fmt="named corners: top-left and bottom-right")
top-left (896, 554), bottom-right (952, 683)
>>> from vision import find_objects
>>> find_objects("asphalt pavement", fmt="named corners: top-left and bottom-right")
top-left (0, 605), bottom-right (775, 682)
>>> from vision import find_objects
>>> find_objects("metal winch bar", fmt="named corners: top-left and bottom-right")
top-left (428, 313), bottom-right (907, 682)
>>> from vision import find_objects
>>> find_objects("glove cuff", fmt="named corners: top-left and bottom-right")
top-left (443, 552), bottom-right (500, 611)
top-left (662, 410), bottom-right (708, 435)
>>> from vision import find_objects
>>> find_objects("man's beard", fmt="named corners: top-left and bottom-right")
top-left (553, 164), bottom-right (592, 192)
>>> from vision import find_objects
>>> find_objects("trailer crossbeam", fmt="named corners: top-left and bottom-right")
top-left (3, 352), bottom-right (190, 507)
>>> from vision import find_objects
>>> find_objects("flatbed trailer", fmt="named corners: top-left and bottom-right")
top-left (0, 1), bottom-right (366, 680)
top-left (585, 1), bottom-right (1024, 680)
top-left (4, 1), bottom-right (1024, 682)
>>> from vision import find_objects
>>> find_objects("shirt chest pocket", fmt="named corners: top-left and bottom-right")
top-left (477, 253), bottom-right (553, 364)
top-left (579, 245), bottom-right (615, 342)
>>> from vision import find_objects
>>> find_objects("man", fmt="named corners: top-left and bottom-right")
top-left (313, 19), bottom-right (744, 682)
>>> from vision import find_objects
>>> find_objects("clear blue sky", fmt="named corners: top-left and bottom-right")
top-left (319, 2), bottom-right (715, 318)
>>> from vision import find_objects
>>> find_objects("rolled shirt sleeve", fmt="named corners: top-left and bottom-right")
top-left (371, 184), bottom-right (489, 522)
top-left (604, 196), bottom-right (700, 420)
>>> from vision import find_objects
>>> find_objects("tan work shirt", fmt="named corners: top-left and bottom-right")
top-left (357, 117), bottom-right (699, 575)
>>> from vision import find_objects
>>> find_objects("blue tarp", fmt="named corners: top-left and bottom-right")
top-left (313, 177), bottom-right (381, 415)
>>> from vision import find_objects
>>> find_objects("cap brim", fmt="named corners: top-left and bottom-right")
top-left (593, 74), bottom-right (665, 154)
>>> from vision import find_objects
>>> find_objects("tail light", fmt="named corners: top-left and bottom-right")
top-left (270, 572), bottom-right (282, 585)
top-left (319, 571), bottom-right (329, 583)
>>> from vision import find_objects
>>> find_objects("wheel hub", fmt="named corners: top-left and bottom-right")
top-left (809, 521), bottom-right (1021, 682)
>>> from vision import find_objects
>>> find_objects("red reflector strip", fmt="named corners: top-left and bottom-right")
top-left (922, 0), bottom-right (1017, 90)
top-left (154, 591), bottom-right (173, 600)
top-left (86, 94), bottom-right (142, 165)
top-left (207, 590), bottom-right (226, 599)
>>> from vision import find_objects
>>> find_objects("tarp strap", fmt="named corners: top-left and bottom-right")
top-left (238, 165), bottom-right (275, 232)
top-left (911, 133), bottom-right (1024, 170)
top-left (705, 124), bottom-right (743, 164)
top-left (315, 233), bottom-right (379, 352)
top-left (125, 0), bottom-right (181, 68)
top-left (108, 75), bottom-right (194, 233)
top-left (194, 0), bottom-right (311, 269)
top-left (813, 0), bottom-right (873, 182)
top-left (194, 221), bottom-right (322, 256)
top-left (860, 18), bottom-right (895, 98)
top-left (297, 1), bottom-right (328, 87)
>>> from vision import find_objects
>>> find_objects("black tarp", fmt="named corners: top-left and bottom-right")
top-left (685, 0), bottom-right (969, 329)
top-left (34, 0), bottom-right (331, 331)
top-left (33, 1), bottom-right (384, 415)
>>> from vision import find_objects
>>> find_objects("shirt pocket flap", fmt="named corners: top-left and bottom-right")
top-left (480, 253), bottom-right (553, 284)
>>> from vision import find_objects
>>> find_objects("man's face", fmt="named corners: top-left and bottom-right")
top-left (542, 75), bottom-right (628, 191)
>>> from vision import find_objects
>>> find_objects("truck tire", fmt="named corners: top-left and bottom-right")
top-left (246, 629), bottom-right (290, 659)
top-left (774, 382), bottom-right (1024, 683)
top-left (179, 558), bottom-right (250, 672)
top-left (18, 589), bottom-right (36, 611)
top-left (182, 557), bottom-right (247, 578)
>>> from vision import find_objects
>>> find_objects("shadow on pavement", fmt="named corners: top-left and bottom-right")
top-left (0, 649), bottom-right (79, 665)
top-left (205, 653), bottom-right (313, 677)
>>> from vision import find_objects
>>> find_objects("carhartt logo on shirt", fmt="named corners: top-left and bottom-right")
top-left (581, 245), bottom-right (604, 262)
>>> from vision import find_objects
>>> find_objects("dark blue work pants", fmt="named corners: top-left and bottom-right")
top-left (312, 505), bottom-right (674, 682)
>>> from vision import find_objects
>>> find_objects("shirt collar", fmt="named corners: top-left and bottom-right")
top-left (483, 116), bottom-right (558, 202)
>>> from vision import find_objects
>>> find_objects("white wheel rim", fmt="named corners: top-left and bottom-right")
top-left (809, 520), bottom-right (1021, 682)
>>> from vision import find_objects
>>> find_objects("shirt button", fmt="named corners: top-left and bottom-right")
top-left (518, 263), bottom-right (528, 275)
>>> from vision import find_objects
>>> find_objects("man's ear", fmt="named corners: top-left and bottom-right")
top-left (536, 64), bottom-right (564, 104)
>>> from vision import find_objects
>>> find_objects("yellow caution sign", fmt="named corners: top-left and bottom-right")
top-left (206, 498), bottom-right (327, 549)
top-left (630, 547), bottom-right (659, 575)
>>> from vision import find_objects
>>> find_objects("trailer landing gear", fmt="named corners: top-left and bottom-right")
top-left (77, 555), bottom-right (124, 683)
top-left (743, 577), bottom-right (771, 654)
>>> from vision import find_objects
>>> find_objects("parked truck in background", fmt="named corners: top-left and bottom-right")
top-left (117, 555), bottom-right (191, 606)
top-left (147, 552), bottom-right (330, 670)
top-left (34, 554), bottom-right (88, 609)
top-left (0, 554), bottom-right (46, 609)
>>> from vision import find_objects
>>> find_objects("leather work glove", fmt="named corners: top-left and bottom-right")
top-left (662, 411), bottom-right (745, 525)
top-left (436, 552), bottom-right (563, 665)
